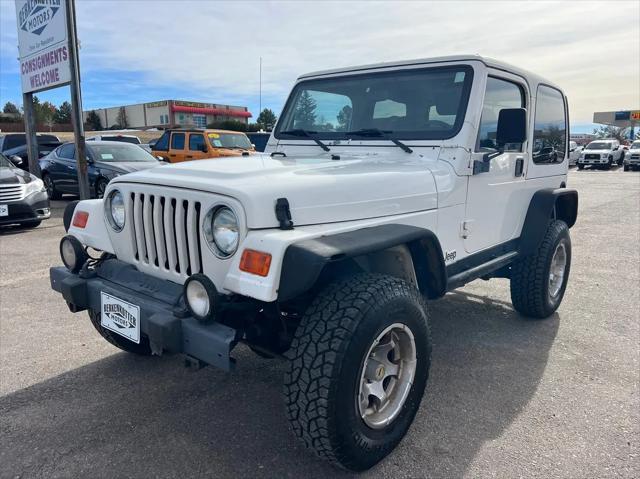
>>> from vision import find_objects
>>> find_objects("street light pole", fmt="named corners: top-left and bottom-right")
top-left (65, 0), bottom-right (90, 199)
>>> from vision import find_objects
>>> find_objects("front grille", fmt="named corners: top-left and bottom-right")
top-left (0, 184), bottom-right (26, 202)
top-left (128, 192), bottom-right (203, 277)
top-left (631, 154), bottom-right (640, 160)
top-left (585, 154), bottom-right (601, 160)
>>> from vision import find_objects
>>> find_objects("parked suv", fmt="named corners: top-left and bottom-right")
top-left (151, 128), bottom-right (255, 162)
top-left (568, 140), bottom-right (583, 167)
top-left (624, 140), bottom-right (640, 171)
top-left (50, 55), bottom-right (577, 471)
top-left (577, 139), bottom-right (624, 169)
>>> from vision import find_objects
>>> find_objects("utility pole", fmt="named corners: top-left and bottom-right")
top-left (22, 91), bottom-right (41, 177)
top-left (259, 57), bottom-right (262, 117)
top-left (65, 0), bottom-right (90, 199)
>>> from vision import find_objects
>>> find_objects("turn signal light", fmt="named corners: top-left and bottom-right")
top-left (239, 249), bottom-right (272, 277)
top-left (72, 211), bottom-right (89, 228)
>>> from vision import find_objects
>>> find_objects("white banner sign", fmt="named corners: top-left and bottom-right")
top-left (15, 0), bottom-right (70, 93)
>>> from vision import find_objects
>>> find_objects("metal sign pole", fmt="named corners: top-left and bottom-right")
top-left (65, 0), bottom-right (90, 199)
top-left (22, 91), bottom-right (41, 177)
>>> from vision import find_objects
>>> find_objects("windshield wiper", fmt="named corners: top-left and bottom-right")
top-left (280, 129), bottom-right (330, 152)
top-left (345, 128), bottom-right (413, 153)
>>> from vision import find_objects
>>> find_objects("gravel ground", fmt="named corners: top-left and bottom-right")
top-left (0, 167), bottom-right (638, 478)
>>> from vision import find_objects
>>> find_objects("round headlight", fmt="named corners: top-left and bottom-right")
top-left (106, 189), bottom-right (125, 231)
top-left (204, 206), bottom-right (239, 257)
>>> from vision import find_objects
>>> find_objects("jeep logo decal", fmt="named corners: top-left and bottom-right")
top-left (444, 250), bottom-right (457, 262)
top-left (18, 0), bottom-right (61, 36)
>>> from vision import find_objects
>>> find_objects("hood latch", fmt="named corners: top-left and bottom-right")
top-left (275, 198), bottom-right (294, 230)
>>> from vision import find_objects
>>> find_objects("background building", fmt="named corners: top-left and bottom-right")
top-left (83, 100), bottom-right (252, 129)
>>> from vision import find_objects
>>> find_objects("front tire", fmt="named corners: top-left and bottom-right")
top-left (624, 164), bottom-right (630, 171)
top-left (42, 173), bottom-right (61, 200)
top-left (510, 220), bottom-right (571, 319)
top-left (577, 164), bottom-right (584, 170)
top-left (284, 274), bottom-right (431, 471)
top-left (88, 309), bottom-right (152, 355)
top-left (95, 178), bottom-right (109, 199)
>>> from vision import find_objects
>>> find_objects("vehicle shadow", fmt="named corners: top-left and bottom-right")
top-left (0, 289), bottom-right (558, 478)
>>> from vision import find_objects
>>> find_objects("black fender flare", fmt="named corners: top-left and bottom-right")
top-left (277, 224), bottom-right (447, 301)
top-left (63, 200), bottom-right (80, 232)
top-left (519, 188), bottom-right (578, 256)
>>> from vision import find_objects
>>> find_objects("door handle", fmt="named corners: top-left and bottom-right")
top-left (515, 157), bottom-right (524, 177)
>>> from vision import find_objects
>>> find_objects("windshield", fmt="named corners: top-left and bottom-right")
top-left (0, 153), bottom-right (15, 168)
top-left (631, 141), bottom-right (640, 149)
top-left (276, 66), bottom-right (473, 141)
top-left (101, 136), bottom-right (141, 144)
top-left (89, 144), bottom-right (158, 162)
top-left (208, 132), bottom-right (252, 149)
top-left (586, 142), bottom-right (612, 150)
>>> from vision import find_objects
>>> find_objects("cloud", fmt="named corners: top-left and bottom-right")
top-left (1, 0), bottom-right (638, 122)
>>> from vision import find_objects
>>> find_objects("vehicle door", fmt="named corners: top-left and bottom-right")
top-left (51, 144), bottom-right (77, 193)
top-left (151, 131), bottom-right (170, 160)
top-left (464, 74), bottom-right (529, 254)
top-left (168, 132), bottom-right (186, 162)
top-left (186, 132), bottom-right (208, 161)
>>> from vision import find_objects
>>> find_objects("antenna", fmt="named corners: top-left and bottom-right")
top-left (259, 56), bottom-right (262, 116)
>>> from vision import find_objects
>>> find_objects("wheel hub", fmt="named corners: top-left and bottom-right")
top-left (357, 323), bottom-right (417, 429)
top-left (548, 242), bottom-right (567, 298)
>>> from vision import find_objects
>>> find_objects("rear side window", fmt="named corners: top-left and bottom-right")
top-left (476, 77), bottom-right (525, 152)
top-left (189, 133), bottom-right (205, 151)
top-left (533, 85), bottom-right (567, 164)
top-left (171, 133), bottom-right (185, 150)
top-left (2, 134), bottom-right (26, 150)
top-left (154, 132), bottom-right (170, 151)
top-left (57, 144), bottom-right (75, 159)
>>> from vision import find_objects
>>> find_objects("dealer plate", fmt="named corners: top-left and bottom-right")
top-left (0, 204), bottom-right (8, 217)
top-left (100, 292), bottom-right (140, 344)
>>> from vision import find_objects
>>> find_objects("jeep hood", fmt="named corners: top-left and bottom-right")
top-left (112, 153), bottom-right (438, 228)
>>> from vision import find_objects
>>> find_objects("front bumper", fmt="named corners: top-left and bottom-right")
top-left (0, 191), bottom-right (50, 226)
top-left (50, 259), bottom-right (238, 371)
top-left (578, 157), bottom-right (609, 165)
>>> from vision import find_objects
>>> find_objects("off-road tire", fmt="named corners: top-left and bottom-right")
top-left (577, 164), bottom-right (584, 170)
top-left (42, 173), bottom-right (61, 200)
top-left (88, 309), bottom-right (152, 355)
top-left (284, 274), bottom-right (431, 471)
top-left (624, 164), bottom-right (630, 172)
top-left (510, 220), bottom-right (571, 319)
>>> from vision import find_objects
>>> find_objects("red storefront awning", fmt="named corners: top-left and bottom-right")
top-left (171, 105), bottom-right (252, 118)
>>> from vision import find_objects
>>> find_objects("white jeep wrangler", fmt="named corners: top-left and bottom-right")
top-left (51, 55), bottom-right (578, 471)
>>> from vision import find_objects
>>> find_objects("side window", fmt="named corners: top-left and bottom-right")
top-left (154, 132), bottom-right (170, 151)
top-left (189, 133), bottom-right (205, 151)
top-left (476, 77), bottom-right (525, 152)
top-left (533, 85), bottom-right (567, 164)
top-left (57, 144), bottom-right (75, 159)
top-left (171, 132), bottom-right (185, 150)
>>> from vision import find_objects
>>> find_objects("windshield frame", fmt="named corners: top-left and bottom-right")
top-left (274, 65), bottom-right (474, 142)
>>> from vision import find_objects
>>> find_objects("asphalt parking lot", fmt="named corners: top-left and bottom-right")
top-left (1, 167), bottom-right (638, 478)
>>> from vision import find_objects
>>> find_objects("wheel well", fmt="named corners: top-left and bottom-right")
top-left (312, 239), bottom-right (446, 300)
top-left (555, 192), bottom-right (578, 228)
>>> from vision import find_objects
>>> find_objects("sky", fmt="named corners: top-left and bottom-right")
top-left (1, 1), bottom-right (639, 133)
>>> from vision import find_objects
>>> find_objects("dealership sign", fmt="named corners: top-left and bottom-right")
top-left (15, 0), bottom-right (70, 93)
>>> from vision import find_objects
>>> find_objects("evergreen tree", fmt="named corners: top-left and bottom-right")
top-left (293, 91), bottom-right (317, 129)
top-left (256, 108), bottom-right (277, 130)
top-left (336, 105), bottom-right (352, 130)
top-left (2, 101), bottom-right (20, 115)
top-left (54, 101), bottom-right (72, 124)
top-left (86, 110), bottom-right (103, 130)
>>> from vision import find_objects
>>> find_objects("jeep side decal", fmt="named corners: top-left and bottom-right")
top-left (444, 250), bottom-right (457, 262)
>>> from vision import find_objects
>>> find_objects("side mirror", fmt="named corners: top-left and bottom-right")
top-left (474, 108), bottom-right (527, 174)
top-left (9, 155), bottom-right (23, 166)
top-left (251, 143), bottom-right (256, 149)
top-left (496, 108), bottom-right (527, 146)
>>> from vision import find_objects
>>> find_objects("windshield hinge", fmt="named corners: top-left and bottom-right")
top-left (275, 198), bottom-right (294, 230)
